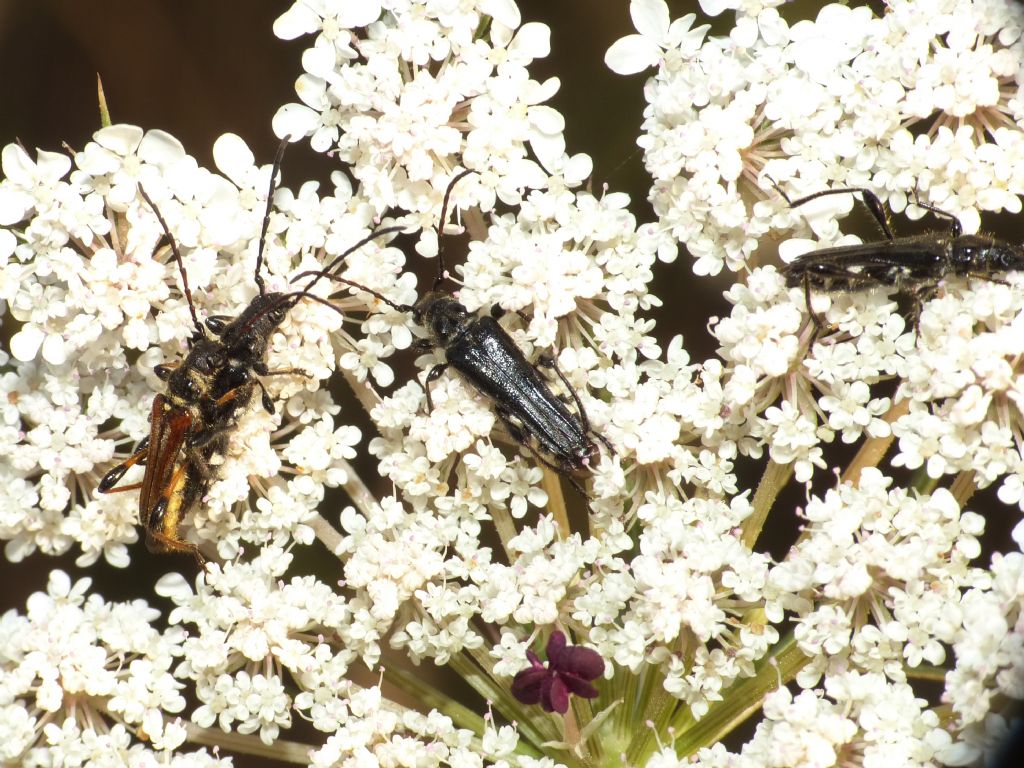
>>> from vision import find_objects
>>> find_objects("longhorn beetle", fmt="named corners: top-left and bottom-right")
top-left (98, 139), bottom-right (401, 564)
top-left (776, 184), bottom-right (1024, 329)
top-left (295, 171), bottom-right (612, 495)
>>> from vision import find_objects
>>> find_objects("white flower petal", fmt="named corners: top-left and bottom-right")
top-left (481, 0), bottom-right (521, 30)
top-left (0, 228), bottom-right (15, 257)
top-left (273, 104), bottom-right (319, 141)
top-left (562, 153), bottom-right (593, 185)
top-left (631, 0), bottom-right (669, 40)
top-left (273, 3), bottom-right (321, 40)
top-left (93, 124), bottom-right (144, 155)
top-left (529, 105), bottom-right (564, 135)
top-left (301, 44), bottom-right (337, 79)
top-left (213, 133), bottom-right (256, 186)
top-left (777, 238), bottom-right (817, 263)
top-left (605, 35), bottom-right (660, 74)
top-left (34, 150), bottom-right (71, 182)
top-left (698, 0), bottom-right (731, 16)
top-left (137, 130), bottom-right (186, 168)
top-left (1, 143), bottom-right (34, 186)
top-left (41, 334), bottom-right (67, 366)
top-left (154, 572), bottom-right (194, 600)
top-left (10, 324), bottom-right (44, 361)
top-left (534, 76), bottom-right (561, 103)
top-left (0, 185), bottom-right (31, 225)
top-left (340, 1), bottom-right (381, 27)
top-left (530, 133), bottom-right (567, 175)
top-left (509, 22), bottom-right (550, 60)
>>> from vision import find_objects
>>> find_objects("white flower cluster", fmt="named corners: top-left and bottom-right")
top-left (607, 0), bottom-right (1024, 274)
top-left (945, 548), bottom-right (1024, 729)
top-left (0, 571), bottom-right (228, 766)
top-left (273, 0), bottom-right (592, 238)
top-left (0, 125), bottom-right (388, 567)
top-left (2, 0), bottom-right (1024, 765)
top-left (160, 547), bottom-right (510, 765)
top-left (708, 263), bottom-right (1024, 500)
top-left (768, 470), bottom-right (986, 680)
top-left (739, 674), bottom-right (950, 768)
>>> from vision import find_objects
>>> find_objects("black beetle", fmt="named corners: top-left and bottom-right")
top-left (774, 184), bottom-right (1024, 328)
top-left (297, 171), bottom-right (611, 492)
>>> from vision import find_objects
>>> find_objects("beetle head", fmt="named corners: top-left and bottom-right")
top-left (414, 292), bottom-right (471, 347)
top-left (950, 235), bottom-right (1024, 274)
top-left (216, 292), bottom-right (290, 361)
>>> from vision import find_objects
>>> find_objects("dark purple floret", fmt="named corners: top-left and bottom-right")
top-left (510, 631), bottom-right (605, 714)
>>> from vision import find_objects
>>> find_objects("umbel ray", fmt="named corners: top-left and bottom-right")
top-left (774, 183), bottom-right (1024, 330)
top-left (98, 138), bottom-right (401, 565)
top-left (295, 170), bottom-right (613, 496)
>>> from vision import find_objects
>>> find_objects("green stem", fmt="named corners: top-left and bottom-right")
top-left (490, 502), bottom-right (519, 562)
top-left (341, 367), bottom-right (383, 416)
top-left (447, 650), bottom-right (553, 754)
top-left (309, 514), bottom-right (344, 555)
top-left (185, 724), bottom-right (311, 763)
top-left (97, 74), bottom-right (111, 127)
top-left (673, 634), bottom-right (809, 757)
top-left (905, 664), bottom-right (948, 683)
top-left (338, 456), bottom-right (381, 519)
top-left (841, 398), bottom-right (909, 486)
top-left (543, 468), bottom-right (571, 540)
top-left (743, 459), bottom-right (792, 549)
top-left (384, 664), bottom-right (489, 735)
top-left (909, 466), bottom-right (940, 495)
top-left (949, 470), bottom-right (977, 507)
top-left (623, 667), bottom-right (676, 766)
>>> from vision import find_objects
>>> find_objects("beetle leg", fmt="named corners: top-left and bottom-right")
top-left (781, 186), bottom-right (896, 241)
top-left (253, 363), bottom-right (311, 379)
top-left (99, 442), bottom-right (150, 492)
top-left (966, 271), bottom-right (1010, 287)
top-left (906, 281), bottom-right (939, 341)
top-left (257, 380), bottom-right (275, 414)
top-left (798, 272), bottom-right (840, 344)
top-left (494, 404), bottom-right (592, 499)
top-left (424, 363), bottom-right (449, 412)
top-left (248, 367), bottom-right (312, 413)
top-left (146, 464), bottom-right (207, 568)
top-left (491, 304), bottom-right (531, 325)
top-left (535, 354), bottom-right (614, 456)
top-left (909, 191), bottom-right (962, 239)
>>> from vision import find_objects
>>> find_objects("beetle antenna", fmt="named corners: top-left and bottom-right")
top-left (434, 169), bottom-right (474, 291)
top-left (311, 225), bottom-right (405, 290)
top-left (255, 137), bottom-right (291, 298)
top-left (287, 225), bottom-right (409, 312)
top-left (138, 185), bottom-right (204, 335)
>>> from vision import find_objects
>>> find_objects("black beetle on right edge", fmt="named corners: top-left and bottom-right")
top-left (774, 184), bottom-right (1024, 329)
top-left (296, 171), bottom-right (612, 494)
